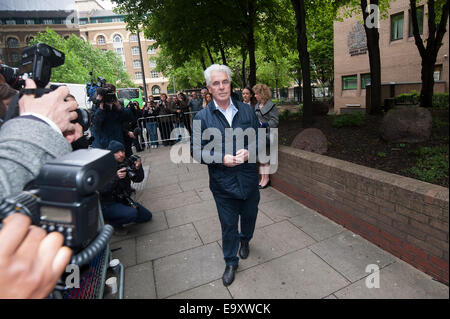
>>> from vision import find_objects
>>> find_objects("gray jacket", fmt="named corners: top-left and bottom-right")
top-left (0, 117), bottom-right (72, 199)
top-left (255, 100), bottom-right (279, 128)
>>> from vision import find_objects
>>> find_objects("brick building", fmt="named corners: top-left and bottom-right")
top-left (0, 0), bottom-right (169, 96)
top-left (334, 0), bottom-right (449, 114)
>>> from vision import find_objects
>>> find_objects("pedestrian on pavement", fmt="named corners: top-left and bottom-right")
top-left (200, 88), bottom-right (209, 109)
top-left (191, 64), bottom-right (260, 287)
top-left (158, 93), bottom-right (174, 146)
top-left (242, 86), bottom-right (257, 109)
top-left (188, 91), bottom-right (203, 112)
top-left (253, 83), bottom-right (279, 189)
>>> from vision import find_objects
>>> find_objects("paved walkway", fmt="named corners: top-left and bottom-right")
top-left (110, 143), bottom-right (448, 299)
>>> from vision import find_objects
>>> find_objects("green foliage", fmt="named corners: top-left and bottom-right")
top-left (279, 109), bottom-right (291, 120)
top-left (408, 146), bottom-right (449, 184)
top-left (432, 93), bottom-right (449, 109)
top-left (331, 112), bottom-right (365, 128)
top-left (377, 152), bottom-right (387, 157)
top-left (30, 28), bottom-right (133, 87)
top-left (394, 90), bottom-right (420, 105)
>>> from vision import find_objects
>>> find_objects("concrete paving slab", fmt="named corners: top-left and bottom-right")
top-left (196, 187), bottom-right (214, 201)
top-left (146, 174), bottom-right (179, 189)
top-left (178, 177), bottom-right (210, 191)
top-left (310, 230), bottom-right (397, 283)
top-left (110, 238), bottom-right (136, 268)
top-left (143, 190), bottom-right (202, 212)
top-left (227, 249), bottom-right (350, 299)
top-left (289, 211), bottom-right (345, 242)
top-left (148, 165), bottom-right (189, 178)
top-left (165, 200), bottom-right (218, 228)
top-left (177, 170), bottom-right (210, 182)
top-left (334, 259), bottom-right (449, 299)
top-left (237, 220), bottom-right (316, 271)
top-left (259, 187), bottom-right (286, 204)
top-left (168, 279), bottom-right (232, 299)
top-left (137, 183), bottom-right (183, 202)
top-left (124, 261), bottom-right (156, 299)
top-left (110, 211), bottom-right (169, 244)
top-left (136, 223), bottom-right (202, 263)
top-left (154, 243), bottom-right (225, 299)
top-left (259, 197), bottom-right (312, 222)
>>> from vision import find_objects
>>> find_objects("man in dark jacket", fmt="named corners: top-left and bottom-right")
top-left (191, 64), bottom-right (260, 287)
top-left (100, 140), bottom-right (152, 235)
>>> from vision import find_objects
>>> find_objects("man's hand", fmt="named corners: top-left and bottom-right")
top-left (135, 158), bottom-right (142, 169)
top-left (0, 213), bottom-right (72, 299)
top-left (18, 79), bottom-right (78, 134)
top-left (117, 167), bottom-right (127, 179)
top-left (235, 149), bottom-right (249, 163)
top-left (63, 123), bottom-right (84, 144)
top-left (223, 149), bottom-right (249, 167)
top-left (128, 131), bottom-right (136, 139)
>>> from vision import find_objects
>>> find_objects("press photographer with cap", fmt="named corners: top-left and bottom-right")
top-left (0, 78), bottom-right (79, 298)
top-left (99, 140), bottom-right (152, 235)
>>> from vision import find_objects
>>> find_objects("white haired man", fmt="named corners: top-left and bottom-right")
top-left (191, 64), bottom-right (260, 286)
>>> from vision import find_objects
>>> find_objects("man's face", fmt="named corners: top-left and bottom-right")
top-left (114, 150), bottom-right (126, 163)
top-left (201, 89), bottom-right (207, 98)
top-left (192, 92), bottom-right (197, 99)
top-left (207, 71), bottom-right (230, 106)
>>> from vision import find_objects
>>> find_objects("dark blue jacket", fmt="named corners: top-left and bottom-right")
top-left (191, 99), bottom-right (260, 200)
top-left (91, 105), bottom-right (125, 149)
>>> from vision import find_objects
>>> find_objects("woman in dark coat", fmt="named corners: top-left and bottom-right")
top-left (253, 83), bottom-right (279, 189)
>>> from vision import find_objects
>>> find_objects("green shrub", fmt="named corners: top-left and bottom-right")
top-left (279, 109), bottom-right (291, 120)
top-left (394, 91), bottom-right (420, 105)
top-left (432, 93), bottom-right (449, 109)
top-left (408, 146), bottom-right (449, 184)
top-left (332, 112), bottom-right (365, 128)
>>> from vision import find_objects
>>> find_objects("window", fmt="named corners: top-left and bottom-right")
top-left (361, 73), bottom-right (371, 89)
top-left (97, 35), bottom-right (106, 45)
top-left (10, 53), bottom-right (20, 63)
top-left (149, 60), bottom-right (156, 68)
top-left (7, 37), bottom-right (19, 48)
top-left (113, 34), bottom-right (122, 43)
top-left (112, 17), bottom-right (122, 22)
top-left (409, 6), bottom-right (424, 37)
top-left (26, 36), bottom-right (34, 45)
top-left (114, 47), bottom-right (124, 55)
top-left (147, 47), bottom-right (156, 54)
top-left (151, 71), bottom-right (159, 78)
top-left (391, 12), bottom-right (404, 41)
top-left (342, 75), bottom-right (357, 90)
top-left (133, 60), bottom-right (142, 68)
top-left (130, 34), bottom-right (138, 42)
top-left (6, 20), bottom-right (16, 25)
top-left (135, 72), bottom-right (143, 80)
top-left (43, 19), bottom-right (54, 25)
top-left (25, 19), bottom-right (35, 25)
top-left (152, 85), bottom-right (161, 95)
top-left (434, 65), bottom-right (443, 81)
top-left (131, 46), bottom-right (139, 55)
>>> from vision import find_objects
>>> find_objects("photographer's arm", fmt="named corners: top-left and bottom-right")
top-left (0, 213), bottom-right (72, 298)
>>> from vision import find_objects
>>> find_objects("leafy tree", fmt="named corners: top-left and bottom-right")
top-left (410, 0), bottom-right (449, 107)
top-left (30, 28), bottom-right (134, 87)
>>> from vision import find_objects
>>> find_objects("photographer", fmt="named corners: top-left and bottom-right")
top-left (99, 140), bottom-right (152, 235)
top-left (0, 79), bottom-right (80, 199)
top-left (122, 100), bottom-right (143, 156)
top-left (90, 83), bottom-right (125, 150)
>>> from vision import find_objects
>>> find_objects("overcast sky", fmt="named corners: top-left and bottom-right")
top-left (0, 0), bottom-right (114, 10)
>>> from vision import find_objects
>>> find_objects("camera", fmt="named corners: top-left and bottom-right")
top-left (0, 149), bottom-right (116, 252)
top-left (118, 154), bottom-right (141, 179)
top-left (1, 43), bottom-right (90, 131)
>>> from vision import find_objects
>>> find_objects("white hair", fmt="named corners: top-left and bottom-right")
top-left (204, 64), bottom-right (232, 86)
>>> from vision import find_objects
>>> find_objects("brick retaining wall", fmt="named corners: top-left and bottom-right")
top-left (272, 146), bottom-right (449, 285)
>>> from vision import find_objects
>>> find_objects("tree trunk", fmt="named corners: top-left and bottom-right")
top-left (410, 0), bottom-right (449, 107)
top-left (291, 0), bottom-right (313, 127)
top-left (205, 44), bottom-right (215, 65)
top-left (361, 0), bottom-right (382, 114)
top-left (219, 43), bottom-right (227, 65)
top-left (241, 47), bottom-right (247, 88)
top-left (200, 52), bottom-right (207, 70)
top-left (247, 0), bottom-right (257, 88)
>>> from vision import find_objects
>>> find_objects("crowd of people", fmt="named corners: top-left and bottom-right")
top-left (0, 57), bottom-right (279, 297)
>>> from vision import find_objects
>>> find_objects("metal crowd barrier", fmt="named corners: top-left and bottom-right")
top-left (137, 111), bottom-right (199, 148)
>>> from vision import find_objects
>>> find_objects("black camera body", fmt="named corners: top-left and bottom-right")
top-left (0, 149), bottom-right (116, 251)
top-left (96, 86), bottom-right (117, 104)
top-left (118, 154), bottom-right (140, 179)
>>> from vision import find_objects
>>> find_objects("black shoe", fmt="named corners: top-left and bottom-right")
top-left (239, 241), bottom-right (249, 259)
top-left (222, 264), bottom-right (238, 286)
top-left (258, 180), bottom-right (271, 189)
